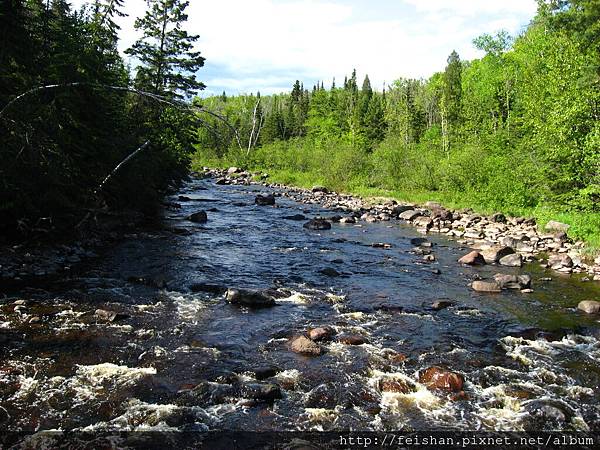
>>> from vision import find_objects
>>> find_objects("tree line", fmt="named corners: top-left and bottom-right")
top-left (0, 0), bottom-right (205, 238)
top-left (195, 0), bottom-right (599, 244)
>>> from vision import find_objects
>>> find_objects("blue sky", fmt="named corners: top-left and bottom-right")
top-left (72, 0), bottom-right (538, 96)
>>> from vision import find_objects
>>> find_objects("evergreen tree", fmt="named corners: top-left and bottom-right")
top-left (126, 0), bottom-right (205, 99)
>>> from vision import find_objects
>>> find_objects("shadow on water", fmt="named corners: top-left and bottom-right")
top-left (1, 177), bottom-right (599, 433)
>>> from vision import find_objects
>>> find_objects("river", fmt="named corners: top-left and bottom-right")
top-left (1, 175), bottom-right (599, 438)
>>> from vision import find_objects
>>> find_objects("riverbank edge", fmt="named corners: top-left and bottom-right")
top-left (197, 166), bottom-right (600, 281)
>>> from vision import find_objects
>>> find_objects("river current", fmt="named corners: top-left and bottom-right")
top-left (1, 176), bottom-right (599, 438)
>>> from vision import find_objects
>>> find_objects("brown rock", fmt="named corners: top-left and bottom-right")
top-left (458, 251), bottom-right (486, 266)
top-left (472, 281), bottom-right (502, 293)
top-left (379, 379), bottom-right (415, 394)
top-left (338, 334), bottom-right (369, 345)
top-left (499, 253), bottom-right (523, 267)
top-left (308, 326), bottom-right (335, 342)
top-left (419, 366), bottom-right (464, 392)
top-left (290, 335), bottom-right (322, 356)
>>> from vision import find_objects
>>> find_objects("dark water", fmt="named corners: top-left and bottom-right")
top-left (1, 177), bottom-right (600, 433)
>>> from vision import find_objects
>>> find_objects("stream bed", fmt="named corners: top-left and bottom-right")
top-left (1, 176), bottom-right (600, 438)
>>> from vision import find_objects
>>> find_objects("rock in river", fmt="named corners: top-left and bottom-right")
top-left (290, 335), bottom-right (322, 356)
top-left (240, 383), bottom-right (282, 402)
top-left (472, 280), bottom-right (502, 293)
top-left (188, 211), bottom-right (207, 223)
top-left (338, 334), bottom-right (369, 345)
top-left (499, 253), bottom-right (523, 267)
top-left (458, 251), bottom-right (486, 266)
top-left (308, 326), bottom-right (335, 342)
top-left (282, 214), bottom-right (306, 221)
top-left (578, 300), bottom-right (600, 314)
top-left (255, 194), bottom-right (275, 206)
top-left (303, 218), bottom-right (331, 230)
top-left (419, 366), bottom-right (464, 392)
top-left (226, 288), bottom-right (275, 307)
top-left (494, 274), bottom-right (532, 290)
top-left (481, 246), bottom-right (514, 264)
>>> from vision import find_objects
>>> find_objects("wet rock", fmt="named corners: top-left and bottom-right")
top-left (225, 288), bottom-right (275, 307)
top-left (458, 251), bottom-right (486, 266)
top-left (371, 242), bottom-right (392, 249)
top-left (494, 274), bottom-right (532, 290)
top-left (320, 267), bottom-right (340, 277)
top-left (399, 210), bottom-right (421, 221)
top-left (28, 316), bottom-right (42, 324)
top-left (215, 178), bottom-right (228, 185)
top-left (308, 326), bottom-right (335, 342)
top-left (304, 382), bottom-right (339, 408)
top-left (188, 211), bottom-right (208, 223)
top-left (339, 216), bottom-right (356, 224)
top-left (432, 300), bottom-right (453, 311)
top-left (379, 378), bottom-right (415, 394)
top-left (545, 220), bottom-right (570, 233)
top-left (411, 237), bottom-right (431, 247)
top-left (499, 253), bottom-right (523, 267)
top-left (578, 300), bottom-right (600, 314)
top-left (190, 283), bottom-right (226, 294)
top-left (419, 366), bottom-right (464, 392)
top-left (312, 185), bottom-right (329, 193)
top-left (481, 246), bottom-right (515, 264)
top-left (471, 280), bottom-right (502, 293)
top-left (282, 214), bottom-right (306, 221)
top-left (303, 218), bottom-right (331, 230)
top-left (255, 194), bottom-right (275, 206)
top-left (240, 383), bottom-right (282, 402)
top-left (338, 334), bottom-right (368, 345)
top-left (95, 309), bottom-right (128, 322)
top-left (449, 390), bottom-right (469, 401)
top-left (178, 195), bottom-right (192, 201)
top-left (290, 335), bottom-right (322, 356)
top-left (523, 399), bottom-right (573, 430)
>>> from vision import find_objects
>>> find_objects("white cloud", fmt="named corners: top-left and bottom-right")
top-left (70, 0), bottom-right (537, 94)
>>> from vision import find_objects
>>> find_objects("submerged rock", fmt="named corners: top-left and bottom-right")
top-left (458, 251), bottom-right (486, 266)
top-left (290, 335), bottom-right (322, 356)
top-left (239, 383), bottom-right (282, 402)
top-left (225, 288), bottom-right (275, 307)
top-left (432, 300), bottom-right (453, 311)
top-left (338, 334), bottom-right (368, 345)
top-left (320, 267), bottom-right (341, 277)
top-left (578, 300), bottom-right (600, 314)
top-left (282, 214), bottom-right (306, 221)
top-left (303, 218), bottom-right (332, 230)
top-left (308, 326), bottom-right (335, 342)
top-left (255, 194), bottom-right (275, 206)
top-left (188, 211), bottom-right (208, 223)
top-left (379, 378), bottom-right (416, 394)
top-left (419, 366), bottom-right (464, 392)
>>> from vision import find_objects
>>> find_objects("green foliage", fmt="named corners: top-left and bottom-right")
top-left (192, 1), bottom-right (600, 248)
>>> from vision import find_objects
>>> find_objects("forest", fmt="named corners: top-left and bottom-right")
top-left (0, 0), bottom-right (598, 249)
top-left (193, 1), bottom-right (600, 249)
top-left (0, 0), bottom-right (204, 238)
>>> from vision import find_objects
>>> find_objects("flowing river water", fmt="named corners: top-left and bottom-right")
top-left (1, 176), bottom-right (600, 440)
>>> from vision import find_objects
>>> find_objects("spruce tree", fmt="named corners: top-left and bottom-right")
top-left (126, 0), bottom-right (205, 99)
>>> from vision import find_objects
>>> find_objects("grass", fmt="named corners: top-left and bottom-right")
top-left (191, 157), bottom-right (600, 259)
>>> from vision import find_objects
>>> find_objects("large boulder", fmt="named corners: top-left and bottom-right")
top-left (548, 254), bottom-right (573, 270)
top-left (255, 194), bottom-right (275, 206)
top-left (419, 367), bottom-right (464, 392)
top-left (472, 280), bottom-right (502, 293)
top-left (303, 218), bottom-right (332, 230)
top-left (494, 274), bottom-right (531, 290)
top-left (499, 253), bottom-right (523, 267)
top-left (188, 211), bottom-right (208, 223)
top-left (399, 210), bottom-right (422, 221)
top-left (290, 335), bottom-right (322, 356)
top-left (458, 251), bottom-right (486, 266)
top-left (225, 288), bottom-right (275, 307)
top-left (481, 246), bottom-right (515, 264)
top-left (577, 300), bottom-right (600, 314)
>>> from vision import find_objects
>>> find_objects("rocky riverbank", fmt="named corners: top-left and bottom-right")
top-left (203, 167), bottom-right (600, 283)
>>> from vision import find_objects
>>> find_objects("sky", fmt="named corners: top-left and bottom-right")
top-left (71, 0), bottom-right (538, 96)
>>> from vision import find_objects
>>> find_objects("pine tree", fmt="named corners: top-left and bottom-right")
top-left (126, 0), bottom-right (205, 99)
